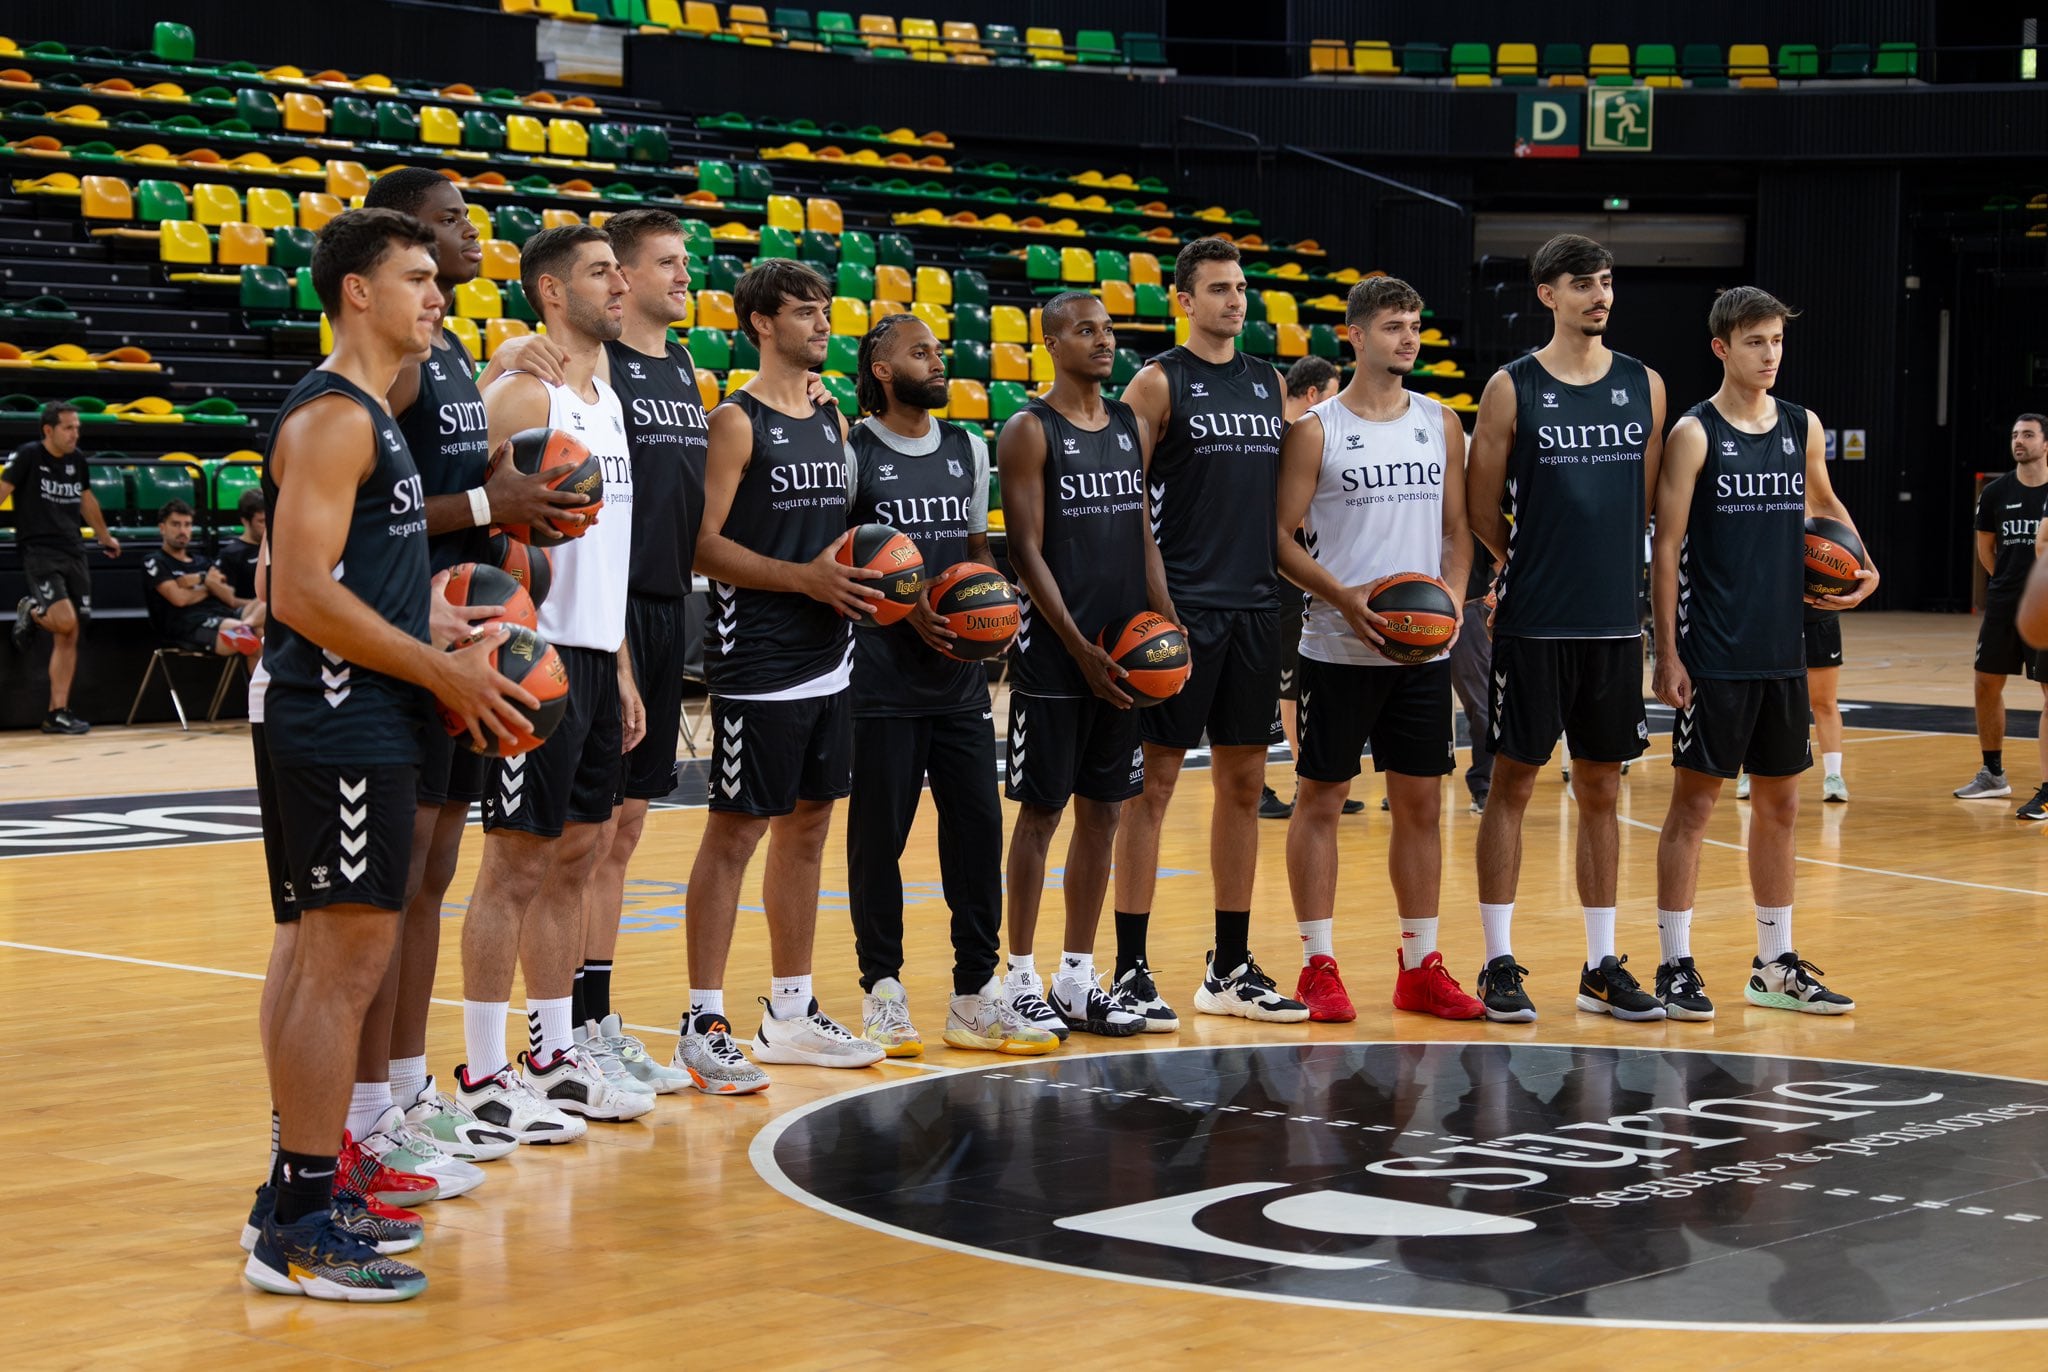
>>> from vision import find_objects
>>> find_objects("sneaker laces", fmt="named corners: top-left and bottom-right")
top-left (1116, 963), bottom-right (1159, 1005)
top-left (869, 992), bottom-right (915, 1036)
top-left (1666, 961), bottom-right (1707, 997)
top-left (1239, 956), bottom-right (1280, 992)
top-left (1603, 954), bottom-right (1645, 993)
top-left (1484, 960), bottom-right (1530, 994)
top-left (699, 1024), bottom-right (751, 1067)
top-left (805, 1008), bottom-right (861, 1042)
top-left (1005, 977), bottom-right (1057, 1022)
top-left (1786, 956), bottom-right (1830, 991)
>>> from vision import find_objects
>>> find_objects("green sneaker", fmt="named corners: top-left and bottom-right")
top-left (400, 1077), bottom-right (518, 1162)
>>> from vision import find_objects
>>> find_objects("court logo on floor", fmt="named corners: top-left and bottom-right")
top-left (756, 1043), bottom-right (2048, 1328)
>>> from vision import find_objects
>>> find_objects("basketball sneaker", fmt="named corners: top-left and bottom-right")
top-left (1822, 773), bottom-right (1850, 803)
top-left (453, 1061), bottom-right (587, 1144)
top-left (752, 998), bottom-right (886, 1068)
top-left (2016, 785), bottom-right (2048, 821)
top-left (400, 1077), bottom-right (519, 1162)
top-left (573, 1023), bottom-right (658, 1100)
top-left (1954, 766), bottom-right (2011, 799)
top-left (242, 1185), bottom-right (422, 1256)
top-left (521, 1046), bottom-right (656, 1120)
top-left (1109, 959), bottom-right (1179, 1032)
top-left (337, 1129), bottom-right (441, 1206)
top-left (243, 1208), bottom-right (426, 1302)
top-left (1001, 966), bottom-right (1069, 1042)
top-left (944, 978), bottom-right (1061, 1055)
top-left (1735, 771), bottom-right (1751, 800)
top-left (1194, 952), bottom-right (1311, 1022)
top-left (358, 1105), bottom-right (487, 1200)
top-left (1393, 951), bottom-right (1485, 1020)
top-left (673, 1012), bottom-right (771, 1094)
top-left (1745, 951), bottom-right (1855, 1014)
top-left (591, 1013), bottom-right (691, 1094)
top-left (1295, 953), bottom-right (1355, 1022)
top-left (1655, 957), bottom-right (1715, 1020)
top-left (1258, 785), bottom-right (1293, 819)
top-left (1575, 954), bottom-right (1667, 1021)
top-left (1049, 973), bottom-right (1145, 1037)
top-left (11, 596), bottom-right (34, 651)
top-left (861, 977), bottom-right (924, 1057)
top-left (1475, 956), bottom-right (1537, 1022)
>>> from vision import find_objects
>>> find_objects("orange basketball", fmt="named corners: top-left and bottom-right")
top-left (836, 523), bottom-right (923, 625)
top-left (1803, 517), bottom-right (1866, 600)
top-left (1098, 610), bottom-right (1191, 706)
top-left (442, 561), bottom-right (537, 632)
top-left (490, 427), bottom-right (603, 546)
top-left (927, 562), bottom-right (1019, 662)
top-left (1366, 573), bottom-right (1458, 665)
top-left (436, 624), bottom-right (570, 758)
top-left (483, 531), bottom-right (553, 609)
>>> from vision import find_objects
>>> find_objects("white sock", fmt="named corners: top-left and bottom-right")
top-left (1298, 918), bottom-right (1335, 965)
top-left (1822, 751), bottom-right (1842, 777)
top-left (685, 988), bottom-right (725, 1033)
top-left (527, 995), bottom-right (573, 1060)
top-left (463, 998), bottom-right (511, 1080)
top-left (1056, 950), bottom-right (1094, 986)
top-left (770, 974), bottom-right (812, 1020)
top-left (1480, 902), bottom-right (1514, 963)
top-left (1584, 906), bottom-right (1617, 966)
top-left (1756, 904), bottom-right (1794, 961)
top-left (346, 1081), bottom-right (390, 1140)
top-left (1657, 908), bottom-right (1693, 964)
top-left (1008, 952), bottom-right (1036, 977)
top-left (1398, 916), bottom-right (1438, 970)
top-left (388, 1055), bottom-right (428, 1110)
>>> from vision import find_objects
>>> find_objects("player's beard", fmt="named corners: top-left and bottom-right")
top-left (1579, 318), bottom-right (1609, 337)
top-left (893, 374), bottom-right (948, 411)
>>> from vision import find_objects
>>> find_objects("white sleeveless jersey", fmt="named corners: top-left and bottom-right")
top-left (536, 374), bottom-right (633, 651)
top-left (1299, 390), bottom-right (1450, 667)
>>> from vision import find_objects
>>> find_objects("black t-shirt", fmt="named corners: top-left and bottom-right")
top-left (606, 338), bottom-right (710, 601)
top-left (142, 546), bottom-right (218, 638)
top-left (216, 537), bottom-right (262, 601)
top-left (1974, 471), bottom-right (2048, 601)
top-left (3, 441), bottom-right (88, 551)
top-left (1677, 398), bottom-right (1809, 679)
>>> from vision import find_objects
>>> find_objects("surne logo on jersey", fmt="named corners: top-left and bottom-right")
top-left (1414, 428), bottom-right (1428, 445)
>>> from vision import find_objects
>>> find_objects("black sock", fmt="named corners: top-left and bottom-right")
top-left (1114, 911), bottom-right (1149, 976)
top-left (581, 960), bottom-right (613, 1023)
top-left (1985, 749), bottom-right (2004, 774)
top-left (953, 967), bottom-right (988, 997)
top-left (272, 1148), bottom-right (338, 1225)
top-left (1213, 910), bottom-right (1251, 976)
top-left (570, 970), bottom-right (586, 1029)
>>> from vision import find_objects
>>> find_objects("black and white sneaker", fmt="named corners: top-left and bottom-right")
top-left (1002, 967), bottom-right (1070, 1041)
top-left (1193, 952), bottom-right (1309, 1023)
top-left (1049, 974), bottom-right (1144, 1037)
top-left (1575, 954), bottom-right (1667, 1021)
top-left (1745, 951), bottom-right (1855, 1014)
top-left (41, 707), bottom-right (89, 735)
top-left (11, 596), bottom-right (35, 652)
top-left (1655, 957), bottom-right (1715, 1021)
top-left (1258, 785), bottom-right (1293, 819)
top-left (1110, 960), bottom-right (1179, 1032)
top-left (2016, 785), bottom-right (2048, 821)
top-left (1475, 955), bottom-right (1536, 1022)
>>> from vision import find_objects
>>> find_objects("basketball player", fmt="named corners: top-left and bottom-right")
top-left (455, 225), bottom-right (653, 1135)
top-left (1466, 233), bottom-right (1667, 1023)
top-left (1262, 356), bottom-right (1345, 820)
top-left (672, 259), bottom-right (886, 1093)
top-left (1956, 413), bottom-right (2048, 818)
top-left (845, 314), bottom-right (1054, 1056)
top-left (5, 402), bottom-right (119, 734)
top-left (1649, 287), bottom-right (1870, 1018)
top-left (1115, 237), bottom-right (1307, 1030)
top-left (1275, 276), bottom-right (1484, 1022)
top-left (1000, 290), bottom-right (1175, 1038)
top-left (245, 208), bottom-right (536, 1300)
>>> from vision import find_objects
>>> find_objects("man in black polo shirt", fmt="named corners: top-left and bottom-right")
top-left (4, 401), bottom-right (120, 734)
top-left (213, 487), bottom-right (269, 631)
top-left (141, 499), bottom-right (262, 659)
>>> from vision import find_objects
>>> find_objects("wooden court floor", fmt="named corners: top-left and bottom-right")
top-left (2, 612), bottom-right (2045, 1369)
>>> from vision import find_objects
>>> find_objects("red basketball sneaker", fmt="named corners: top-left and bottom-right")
top-left (1393, 951), bottom-right (1486, 1020)
top-left (338, 1130), bottom-right (441, 1207)
top-left (1295, 954), bottom-right (1356, 1022)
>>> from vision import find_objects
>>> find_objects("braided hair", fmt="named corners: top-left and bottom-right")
top-left (855, 312), bottom-right (920, 416)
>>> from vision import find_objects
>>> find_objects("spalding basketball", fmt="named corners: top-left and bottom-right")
top-left (1803, 516), bottom-right (1866, 600)
top-left (1098, 610), bottom-right (1191, 706)
top-left (492, 427), bottom-right (603, 546)
top-left (836, 523), bottom-right (923, 625)
top-left (484, 531), bottom-right (553, 610)
top-left (437, 624), bottom-right (570, 758)
top-left (1366, 573), bottom-right (1458, 665)
top-left (442, 561), bottom-right (537, 632)
top-left (927, 562), bottom-right (1018, 662)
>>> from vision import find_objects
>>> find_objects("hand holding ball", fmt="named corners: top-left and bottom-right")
top-left (487, 427), bottom-right (604, 546)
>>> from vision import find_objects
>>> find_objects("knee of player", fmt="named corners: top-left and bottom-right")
top-left (702, 811), bottom-right (770, 862)
top-left (1488, 757), bottom-right (1540, 803)
top-left (1383, 782), bottom-right (1442, 829)
top-left (1010, 802), bottom-right (1065, 848)
top-left (1291, 777), bottom-right (1350, 820)
top-left (1071, 796), bottom-right (1122, 837)
top-left (1745, 780), bottom-right (1800, 825)
top-left (44, 603), bottom-right (80, 634)
top-left (1570, 767), bottom-right (1622, 808)
top-left (302, 909), bottom-right (401, 999)
top-left (480, 829), bottom-right (555, 884)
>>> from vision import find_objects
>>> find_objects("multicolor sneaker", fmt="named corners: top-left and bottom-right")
top-left (1392, 951), bottom-right (1485, 1020)
top-left (752, 998), bottom-right (885, 1068)
top-left (1001, 967), bottom-right (1069, 1042)
top-left (521, 1046), bottom-right (655, 1120)
top-left (1193, 952), bottom-right (1310, 1023)
top-left (1575, 954), bottom-right (1668, 1022)
top-left (943, 978), bottom-right (1060, 1055)
top-left (400, 1077), bottom-right (519, 1162)
top-left (358, 1105), bottom-right (486, 1200)
top-left (1109, 959), bottom-right (1179, 1032)
top-left (241, 1184), bottom-right (422, 1256)
top-left (861, 977), bottom-right (924, 1058)
top-left (591, 1013), bottom-right (691, 1094)
top-left (1656, 957), bottom-right (1715, 1021)
top-left (1475, 955), bottom-right (1537, 1023)
top-left (337, 1128), bottom-right (440, 1207)
top-left (453, 1061), bottom-right (587, 1145)
top-left (1295, 953), bottom-right (1356, 1023)
top-left (1745, 951), bottom-right (1855, 1014)
top-left (673, 1012), bottom-right (771, 1094)
top-left (243, 1207), bottom-right (426, 1302)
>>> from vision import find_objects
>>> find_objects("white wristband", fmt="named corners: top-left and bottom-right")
top-left (467, 486), bottom-right (492, 528)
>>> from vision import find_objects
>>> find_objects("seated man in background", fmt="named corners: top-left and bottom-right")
top-left (142, 499), bottom-right (262, 658)
top-left (213, 488), bottom-right (269, 635)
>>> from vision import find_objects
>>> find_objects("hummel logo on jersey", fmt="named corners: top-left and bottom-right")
top-left (1117, 432), bottom-right (1133, 451)
top-left (1542, 392), bottom-right (1558, 407)
top-left (381, 428), bottom-right (402, 453)
top-left (1721, 439), bottom-right (1738, 456)
top-left (627, 360), bottom-right (646, 378)
top-left (428, 360), bottom-right (446, 382)
top-left (1345, 434), bottom-right (1363, 450)
top-left (770, 425), bottom-right (788, 445)
top-left (1063, 437), bottom-right (1080, 455)
top-left (570, 411), bottom-right (586, 430)
top-left (878, 462), bottom-right (897, 481)
top-left (2008, 502), bottom-right (2023, 509)
top-left (947, 457), bottom-right (963, 477)
top-left (1611, 388), bottom-right (1630, 406)
top-left (1190, 382), bottom-right (1208, 397)
top-left (1783, 435), bottom-right (1797, 455)
top-left (1252, 381), bottom-right (1269, 399)
top-left (310, 864), bottom-right (330, 890)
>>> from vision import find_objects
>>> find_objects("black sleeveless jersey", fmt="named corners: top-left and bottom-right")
top-left (606, 338), bottom-right (709, 601)
top-left (1012, 397), bottom-right (1149, 698)
top-left (707, 391), bottom-right (852, 694)
top-left (1491, 351), bottom-right (1654, 639)
top-left (1677, 399), bottom-right (1809, 679)
top-left (848, 420), bottom-right (984, 717)
top-left (260, 368), bottom-right (431, 765)
top-left (1146, 347), bottom-right (1284, 609)
top-left (397, 327), bottom-right (491, 573)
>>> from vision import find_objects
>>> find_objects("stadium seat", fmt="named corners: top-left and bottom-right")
top-left (1076, 30), bottom-right (1119, 64)
top-left (836, 262), bottom-right (875, 300)
top-left (840, 230), bottom-right (875, 268)
top-left (505, 113), bottom-right (546, 154)
top-left (816, 12), bottom-right (859, 47)
top-left (459, 110), bottom-right (506, 150)
top-left (420, 105), bottom-right (460, 145)
top-left (702, 255), bottom-right (745, 292)
top-left (375, 101), bottom-right (419, 143)
top-left (946, 379), bottom-right (988, 419)
top-left (1403, 43), bottom-right (1446, 76)
top-left (910, 301), bottom-right (949, 340)
top-left (679, 2), bottom-right (722, 35)
top-left (1777, 44), bottom-right (1819, 78)
top-left (495, 204), bottom-right (543, 245)
top-left (1728, 44), bottom-right (1775, 87)
top-left (697, 289), bottom-right (739, 329)
top-left (1261, 290), bottom-right (1298, 326)
top-left (697, 159), bottom-right (734, 197)
top-left (732, 332), bottom-right (759, 369)
top-left (1028, 344), bottom-right (1053, 383)
top-left (216, 222), bottom-right (267, 267)
top-left (283, 92), bottom-right (327, 134)
top-left (81, 175), bottom-right (132, 220)
top-left (991, 305), bottom-right (1028, 343)
top-left (1024, 244), bottom-right (1060, 283)
top-left (990, 381), bottom-right (1029, 423)
top-left (982, 24), bottom-right (1022, 63)
top-left (1100, 280), bottom-right (1135, 317)
top-left (158, 219), bottom-right (211, 265)
top-left (136, 179), bottom-right (189, 223)
top-left (481, 239), bottom-right (522, 281)
top-left (765, 194), bottom-right (804, 232)
top-left (1025, 28), bottom-right (1066, 64)
top-left (950, 339), bottom-right (989, 379)
top-left (822, 333), bottom-right (860, 374)
top-left (1875, 42), bottom-right (1918, 78)
top-left (1276, 322), bottom-right (1309, 358)
top-left (244, 186), bottom-right (294, 230)
top-left (1450, 42), bottom-right (1491, 86)
top-left (806, 197), bottom-right (843, 233)
top-left (914, 267), bottom-right (951, 304)
top-left (1681, 43), bottom-right (1727, 87)
top-left (858, 14), bottom-right (898, 46)
top-left (1543, 43), bottom-right (1587, 86)
top-left (503, 281), bottom-right (540, 322)
top-left (191, 183), bottom-right (240, 227)
top-left (238, 89), bottom-right (281, 131)
top-left (728, 6), bottom-right (773, 44)
top-left (1495, 43), bottom-right (1539, 86)
top-left (1588, 44), bottom-right (1632, 84)
top-left (240, 265), bottom-right (292, 311)
top-left (819, 374), bottom-right (856, 414)
top-left (952, 303), bottom-right (990, 341)
top-left (1827, 43), bottom-right (1873, 77)
top-left (686, 326), bottom-right (730, 370)
top-left (1129, 252), bottom-right (1162, 287)
top-left (801, 230), bottom-right (840, 267)
top-left (154, 21), bottom-right (196, 62)
top-left (757, 226), bottom-right (798, 260)
top-left (292, 267), bottom-right (323, 312)
top-left (1060, 247), bottom-right (1094, 283)
top-left (774, 8), bottom-right (817, 43)
top-left (330, 95), bottom-right (375, 139)
top-left (547, 118), bottom-right (588, 157)
top-left (1110, 347), bottom-right (1142, 385)
top-left (831, 297), bottom-right (868, 334)
top-left (941, 20), bottom-right (984, 58)
top-left (877, 233), bottom-right (915, 269)
top-left (1309, 40), bottom-right (1349, 75)
top-left (483, 318), bottom-right (531, 358)
top-left (1308, 324), bottom-right (1341, 359)
top-left (694, 369), bottom-right (720, 409)
top-left (1242, 322), bottom-right (1277, 356)
top-left (327, 161), bottom-right (370, 200)
top-left (874, 265), bottom-right (912, 302)
top-left (1135, 283), bottom-right (1171, 318)
top-left (445, 316), bottom-right (483, 358)
top-left (455, 279), bottom-right (501, 319)
top-left (1092, 250), bottom-right (1128, 283)
top-left (1636, 43), bottom-right (1681, 88)
top-left (272, 226), bottom-right (316, 270)
top-left (1124, 32), bottom-right (1165, 66)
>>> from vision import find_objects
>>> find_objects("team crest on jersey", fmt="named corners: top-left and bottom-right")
top-left (1721, 439), bottom-right (1738, 456)
top-left (1542, 392), bottom-right (1558, 408)
top-left (610, 414), bottom-right (623, 434)
top-left (1190, 382), bottom-right (1208, 398)
top-left (947, 457), bottom-right (963, 477)
top-left (1062, 437), bottom-right (1080, 455)
top-left (1252, 382), bottom-right (1269, 399)
top-left (1117, 432), bottom-right (1133, 451)
top-left (1414, 427), bottom-right (1428, 444)
top-left (878, 463), bottom-right (897, 481)
top-left (770, 426), bottom-right (788, 445)
top-left (822, 421), bottom-right (838, 442)
top-left (1783, 435), bottom-right (1797, 455)
top-left (1612, 388), bottom-right (1630, 406)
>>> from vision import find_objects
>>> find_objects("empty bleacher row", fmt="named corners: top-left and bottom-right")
top-left (1306, 39), bottom-right (1921, 86)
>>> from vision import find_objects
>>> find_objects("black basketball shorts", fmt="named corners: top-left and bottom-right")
top-left (251, 724), bottom-right (299, 924)
top-left (1487, 634), bottom-right (1649, 766)
top-left (1276, 603), bottom-right (1302, 703)
top-left (708, 686), bottom-right (853, 816)
top-left (261, 741), bottom-right (417, 914)
top-left (1672, 675), bottom-right (1813, 780)
top-left (1976, 597), bottom-right (2045, 681)
top-left (164, 612), bottom-right (228, 652)
top-left (1006, 691), bottom-right (1144, 808)
top-left (22, 544), bottom-right (90, 618)
top-left (1295, 656), bottom-right (1455, 783)
top-left (624, 595), bottom-right (688, 802)
top-left (417, 722), bottom-right (489, 808)
top-left (1138, 604), bottom-right (1285, 750)
top-left (1803, 613), bottom-right (1843, 670)
top-left (483, 644), bottom-right (622, 837)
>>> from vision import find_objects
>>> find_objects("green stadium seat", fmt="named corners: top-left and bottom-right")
top-left (1124, 32), bottom-right (1166, 66)
top-left (1242, 290), bottom-right (1266, 324)
top-left (686, 327), bottom-right (731, 370)
top-left (1135, 283), bottom-right (1171, 318)
top-left (801, 231), bottom-right (840, 266)
top-left (1076, 30), bottom-right (1119, 64)
top-left (817, 11), bottom-right (859, 47)
top-left (1826, 43), bottom-right (1872, 77)
top-left (989, 381), bottom-right (1029, 423)
top-left (376, 102), bottom-right (420, 143)
top-left (774, 8), bottom-right (816, 43)
top-left (732, 331), bottom-right (760, 370)
top-left (819, 374), bottom-right (857, 415)
top-left (757, 226), bottom-right (799, 261)
top-left (153, 21), bottom-right (196, 63)
top-left (238, 265), bottom-right (292, 311)
top-left (735, 162), bottom-right (775, 201)
top-left (877, 233), bottom-right (915, 270)
top-left (836, 263), bottom-right (875, 300)
top-left (1542, 42), bottom-right (1586, 85)
top-left (1875, 42), bottom-right (1918, 77)
top-left (1110, 348), bottom-right (1142, 385)
top-left (681, 218), bottom-right (714, 262)
top-left (823, 333), bottom-right (859, 374)
top-left (952, 303), bottom-right (990, 342)
top-left (1093, 250), bottom-right (1129, 283)
top-left (495, 205), bottom-right (543, 246)
top-left (89, 464), bottom-right (129, 523)
top-left (840, 231), bottom-right (876, 268)
top-left (1777, 44), bottom-right (1819, 78)
top-left (463, 110), bottom-right (507, 150)
top-left (590, 122), bottom-right (631, 161)
top-left (1681, 43), bottom-right (1727, 87)
top-left (132, 463), bottom-right (199, 516)
top-left (271, 227), bottom-right (315, 272)
top-left (629, 126), bottom-right (671, 164)
top-left (983, 24), bottom-right (1023, 64)
top-left (950, 339), bottom-right (990, 380)
top-left (1450, 42), bottom-right (1492, 85)
top-left (1025, 244), bottom-right (1060, 282)
top-left (1308, 324), bottom-right (1341, 360)
top-left (213, 461), bottom-right (261, 512)
top-left (951, 269), bottom-right (989, 307)
top-left (236, 89), bottom-right (280, 131)
top-left (503, 281), bottom-right (540, 323)
top-left (1402, 43), bottom-right (1446, 77)
top-left (330, 96), bottom-right (376, 140)
top-left (135, 180), bottom-right (190, 223)
top-left (1242, 322), bottom-right (1277, 357)
top-left (1636, 42), bottom-right (1680, 87)
top-left (697, 159), bottom-right (735, 197)
top-left (703, 255), bottom-right (746, 293)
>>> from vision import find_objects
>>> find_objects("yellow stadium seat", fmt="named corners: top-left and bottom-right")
top-left (873, 265), bottom-right (913, 303)
top-left (910, 301), bottom-right (950, 340)
top-left (158, 219), bottom-right (211, 264)
top-left (942, 21), bottom-right (984, 57)
top-left (1310, 40), bottom-right (1349, 74)
top-left (547, 119), bottom-right (588, 157)
top-left (282, 92), bottom-right (327, 134)
top-left (467, 203), bottom-right (492, 239)
top-left (1262, 290), bottom-right (1299, 326)
top-left (421, 105), bottom-right (461, 146)
top-left (1175, 316), bottom-right (1190, 346)
top-left (1728, 44), bottom-right (1773, 81)
top-left (1354, 40), bottom-right (1396, 75)
top-left (445, 316), bottom-right (482, 358)
top-left (805, 197), bottom-right (843, 234)
top-left (319, 314), bottom-right (333, 354)
top-left (697, 290), bottom-right (739, 330)
top-left (326, 160), bottom-right (369, 200)
top-left (991, 342), bottom-right (1029, 381)
top-left (858, 15), bottom-right (898, 46)
top-left (298, 191), bottom-right (343, 229)
top-left (1029, 308), bottom-right (1044, 344)
top-left (724, 369), bottom-right (758, 391)
top-left (901, 17), bottom-right (939, 56)
top-left (1026, 27), bottom-right (1065, 62)
top-left (914, 267), bottom-right (951, 305)
top-left (991, 305), bottom-right (1027, 344)
top-left (1277, 322), bottom-right (1309, 357)
top-left (217, 221), bottom-right (268, 266)
top-left (680, 1), bottom-right (721, 35)
top-left (542, 209), bottom-right (584, 229)
top-left (1129, 252), bottom-right (1162, 287)
top-left (246, 186), bottom-right (294, 229)
top-left (481, 239), bottom-right (522, 280)
top-left (728, 5), bottom-right (772, 43)
top-left (946, 379), bottom-right (988, 419)
top-left (81, 175), bottom-right (132, 220)
top-left (506, 114), bottom-right (546, 154)
top-left (483, 318), bottom-right (531, 357)
top-left (694, 368), bottom-right (720, 410)
top-left (642, 0), bottom-right (681, 26)
top-left (1100, 279), bottom-right (1134, 317)
top-left (1498, 42), bottom-right (1538, 78)
top-left (765, 195), bottom-right (804, 231)
top-left (831, 297), bottom-right (869, 335)
top-left (1588, 43), bottom-right (1631, 77)
top-left (191, 182), bottom-right (240, 227)
top-left (455, 279), bottom-right (501, 319)
top-left (1029, 343), bottom-right (1053, 383)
